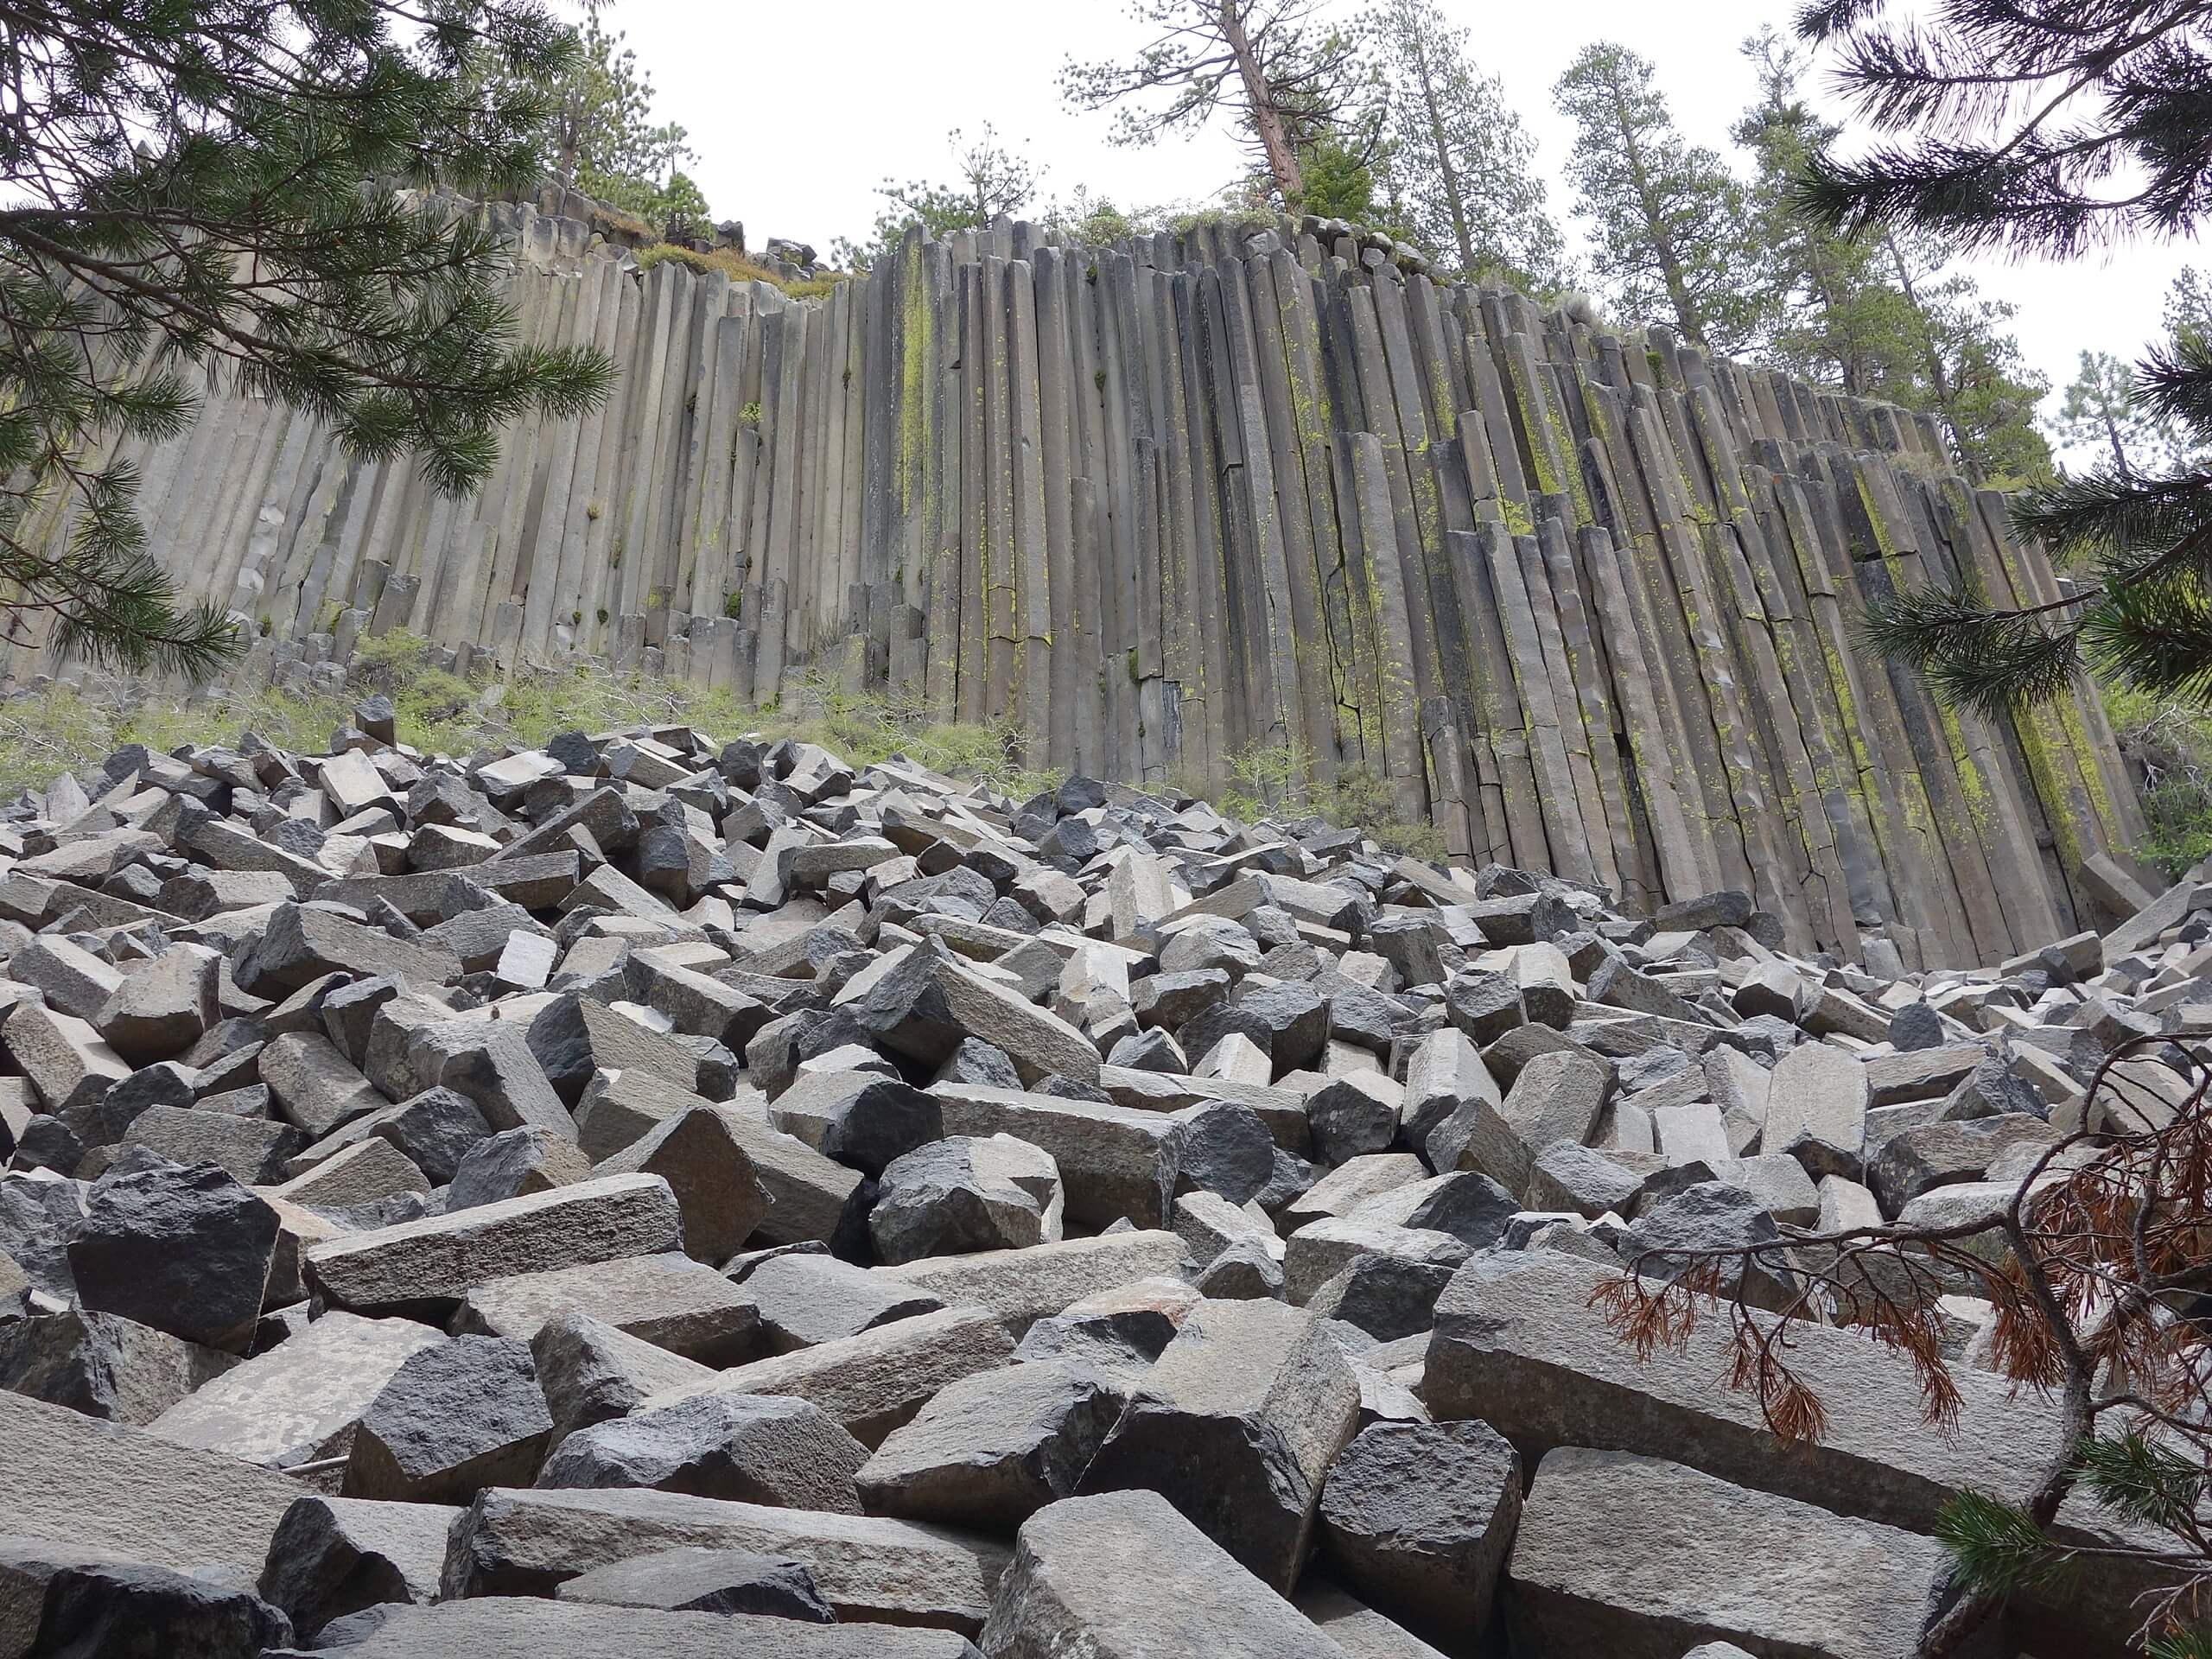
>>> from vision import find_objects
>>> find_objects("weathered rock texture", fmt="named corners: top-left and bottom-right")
top-left (16, 194), bottom-right (2143, 968)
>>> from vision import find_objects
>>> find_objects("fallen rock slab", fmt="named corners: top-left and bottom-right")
top-left (442, 1484), bottom-right (1007, 1631)
top-left (1504, 1447), bottom-right (1948, 1659)
top-left (976, 1489), bottom-right (1346, 1659)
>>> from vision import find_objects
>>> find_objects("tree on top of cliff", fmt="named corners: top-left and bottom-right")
top-left (1365, 0), bottom-right (1570, 294)
top-left (1553, 41), bottom-right (1774, 358)
top-left (1733, 25), bottom-right (2051, 490)
top-left (1821, 0), bottom-right (2212, 716)
top-left (1060, 0), bottom-right (1369, 207)
top-left (0, 0), bottom-right (613, 677)
top-left (476, 0), bottom-right (707, 232)
top-left (831, 125), bottom-right (1045, 270)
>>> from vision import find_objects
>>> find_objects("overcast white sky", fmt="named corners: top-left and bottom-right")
top-left (613, 0), bottom-right (2196, 439)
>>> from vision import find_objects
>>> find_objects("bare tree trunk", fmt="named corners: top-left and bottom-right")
top-left (1407, 16), bottom-right (1474, 272)
top-left (1885, 233), bottom-right (1982, 486)
top-left (1221, 0), bottom-right (1305, 202)
top-left (2105, 410), bottom-right (2134, 480)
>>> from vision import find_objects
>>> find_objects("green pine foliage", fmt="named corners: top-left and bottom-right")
top-left (1935, 1432), bottom-right (2211, 1652)
top-left (1732, 28), bottom-right (2050, 488)
top-left (1365, 0), bottom-right (1569, 292)
top-left (1812, 0), bottom-right (2212, 715)
top-left (1553, 42), bottom-right (1770, 356)
top-left (479, 0), bottom-right (709, 231)
top-left (830, 126), bottom-right (1044, 270)
top-left (1, 0), bottom-right (613, 677)
top-left (2055, 351), bottom-right (2177, 480)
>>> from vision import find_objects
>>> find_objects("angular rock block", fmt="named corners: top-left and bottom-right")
top-left (147, 1309), bottom-right (444, 1468)
top-left (535, 1389), bottom-right (868, 1511)
top-left (442, 1484), bottom-right (1007, 1631)
top-left (978, 1489), bottom-right (1345, 1658)
top-left (655, 1305), bottom-right (1016, 1448)
top-left (1317, 1419), bottom-right (1522, 1643)
top-left (1505, 1447), bottom-right (1949, 1659)
top-left (345, 1334), bottom-right (553, 1503)
top-left (1077, 1300), bottom-right (1359, 1592)
top-left (304, 1173), bottom-right (683, 1314)
top-left (858, 1359), bottom-right (1124, 1529)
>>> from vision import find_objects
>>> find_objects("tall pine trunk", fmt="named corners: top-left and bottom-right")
top-left (1222, 1), bottom-right (1305, 202)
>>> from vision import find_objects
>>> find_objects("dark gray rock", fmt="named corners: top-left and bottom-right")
top-left (66, 1161), bottom-right (278, 1352)
top-left (979, 1489), bottom-right (1345, 1658)
top-left (528, 1307), bottom-right (716, 1445)
top-left (871, 1135), bottom-right (1063, 1264)
top-left (446, 1125), bottom-right (594, 1211)
top-left (1193, 1236), bottom-right (1287, 1300)
top-left (0, 1307), bottom-right (234, 1423)
top-left (856, 1359), bottom-right (1124, 1529)
top-left (1077, 1299), bottom-right (1360, 1592)
top-left (776, 1070), bottom-right (944, 1179)
top-left (534, 1389), bottom-right (869, 1511)
top-left (935, 1038), bottom-right (1021, 1091)
top-left (1623, 1180), bottom-right (1796, 1312)
top-left (29, 1559), bottom-right (293, 1656)
top-left (257, 1493), bottom-right (454, 1640)
top-left (1306, 1073), bottom-right (1400, 1166)
top-left (746, 1251), bottom-right (946, 1352)
top-left (1170, 1101), bottom-right (1275, 1206)
top-left (1885, 1001), bottom-right (1945, 1052)
top-left (370, 1086), bottom-right (495, 1185)
top-left (555, 1546), bottom-right (836, 1621)
top-left (1302, 1255), bottom-right (1455, 1341)
top-left (345, 1334), bottom-right (552, 1502)
top-left (1317, 1419), bottom-right (1522, 1642)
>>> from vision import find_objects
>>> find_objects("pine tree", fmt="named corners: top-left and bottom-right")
top-left (0, 0), bottom-right (613, 673)
top-left (1881, 238), bottom-right (2053, 487)
top-left (477, 0), bottom-right (705, 230)
top-left (2053, 351), bottom-right (2174, 480)
top-left (1365, 0), bottom-right (1568, 291)
top-left (1060, 1), bottom-right (1367, 204)
top-left (1554, 41), bottom-right (1770, 355)
top-left (1730, 30), bottom-right (2050, 483)
top-left (832, 126), bottom-right (1045, 270)
top-left (1823, 0), bottom-right (2212, 715)
top-left (1732, 29), bottom-right (1906, 397)
top-left (2167, 266), bottom-right (2212, 349)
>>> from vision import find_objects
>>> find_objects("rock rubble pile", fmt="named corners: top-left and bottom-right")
top-left (0, 704), bottom-right (2190, 1656)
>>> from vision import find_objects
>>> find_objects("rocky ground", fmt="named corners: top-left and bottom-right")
top-left (0, 698), bottom-right (2193, 1657)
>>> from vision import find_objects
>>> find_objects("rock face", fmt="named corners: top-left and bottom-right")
top-left (535, 1390), bottom-right (870, 1511)
top-left (345, 1335), bottom-right (553, 1503)
top-left (857, 1359), bottom-right (1123, 1529)
top-left (554, 1545), bottom-right (836, 1621)
top-left (0, 708), bottom-right (2183, 1658)
top-left (66, 1160), bottom-right (278, 1352)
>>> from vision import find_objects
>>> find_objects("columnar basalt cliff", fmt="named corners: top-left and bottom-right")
top-left (11, 188), bottom-right (2145, 968)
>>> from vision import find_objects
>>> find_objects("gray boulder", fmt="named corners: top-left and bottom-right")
top-left (66, 1160), bottom-right (278, 1352)
top-left (857, 1359), bottom-right (1124, 1529)
top-left (556, 1545), bottom-right (836, 1622)
top-left (1317, 1419), bottom-right (1522, 1642)
top-left (1077, 1299), bottom-right (1359, 1592)
top-left (345, 1334), bottom-right (552, 1502)
top-left (872, 1136), bottom-right (1064, 1264)
top-left (535, 1389), bottom-right (870, 1511)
